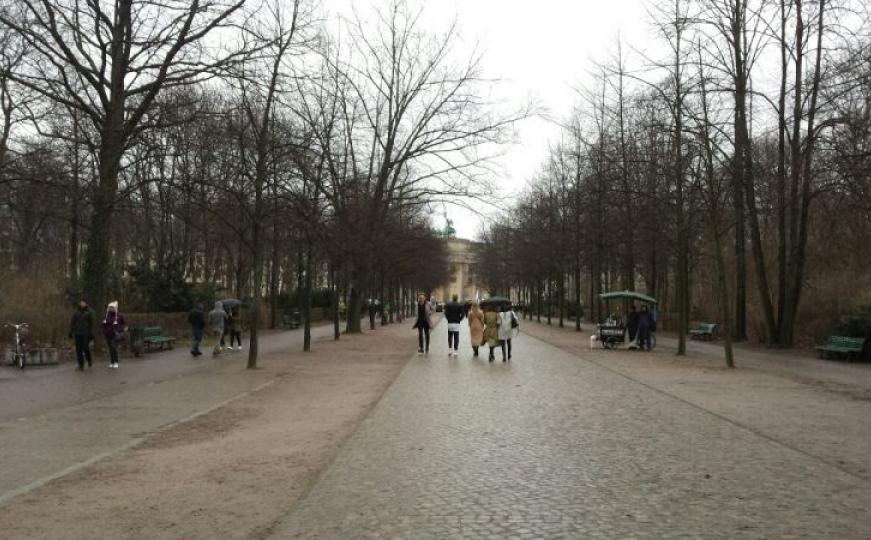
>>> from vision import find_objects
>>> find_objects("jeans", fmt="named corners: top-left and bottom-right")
top-left (74, 334), bottom-right (92, 368)
top-left (501, 339), bottom-right (512, 360)
top-left (213, 330), bottom-right (223, 354)
top-left (417, 326), bottom-right (430, 352)
top-left (448, 331), bottom-right (459, 350)
top-left (191, 328), bottom-right (204, 355)
top-left (228, 331), bottom-right (242, 348)
top-left (105, 335), bottom-right (119, 365)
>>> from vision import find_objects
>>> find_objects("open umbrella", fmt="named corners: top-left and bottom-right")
top-left (598, 290), bottom-right (657, 304)
top-left (219, 298), bottom-right (242, 308)
top-left (480, 296), bottom-right (512, 307)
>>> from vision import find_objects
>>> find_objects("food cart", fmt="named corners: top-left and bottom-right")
top-left (596, 290), bottom-right (658, 350)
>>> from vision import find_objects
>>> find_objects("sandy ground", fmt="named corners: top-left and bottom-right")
top-left (521, 320), bottom-right (871, 482)
top-left (0, 321), bottom-right (421, 540)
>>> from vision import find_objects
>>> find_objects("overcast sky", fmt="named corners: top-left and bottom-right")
top-left (324, 0), bottom-right (652, 239)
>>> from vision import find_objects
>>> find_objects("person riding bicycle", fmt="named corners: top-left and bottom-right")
top-left (69, 299), bottom-right (95, 371)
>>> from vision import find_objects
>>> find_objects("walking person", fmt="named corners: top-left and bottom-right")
top-left (69, 299), bottom-right (95, 371)
top-left (444, 294), bottom-right (465, 356)
top-left (637, 304), bottom-right (653, 351)
top-left (498, 305), bottom-right (518, 362)
top-left (627, 305), bottom-right (639, 343)
top-left (468, 301), bottom-right (485, 357)
top-left (188, 303), bottom-right (206, 357)
top-left (412, 293), bottom-right (433, 355)
top-left (227, 307), bottom-right (243, 350)
top-left (368, 299), bottom-right (378, 330)
top-left (208, 301), bottom-right (227, 356)
top-left (483, 304), bottom-right (501, 362)
top-left (102, 301), bottom-right (127, 369)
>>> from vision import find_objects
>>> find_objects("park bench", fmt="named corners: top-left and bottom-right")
top-left (815, 336), bottom-right (866, 361)
top-left (281, 311), bottom-right (301, 330)
top-left (689, 323), bottom-right (718, 341)
top-left (141, 326), bottom-right (176, 352)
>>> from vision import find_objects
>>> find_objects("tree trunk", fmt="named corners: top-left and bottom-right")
top-left (331, 263), bottom-right (341, 340)
top-left (303, 243), bottom-right (313, 352)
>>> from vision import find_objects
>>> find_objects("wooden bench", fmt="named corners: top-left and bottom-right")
top-left (816, 336), bottom-right (866, 361)
top-left (689, 323), bottom-right (718, 341)
top-left (142, 326), bottom-right (176, 352)
top-left (281, 311), bottom-right (301, 330)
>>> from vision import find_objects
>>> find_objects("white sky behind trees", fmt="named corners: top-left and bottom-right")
top-left (322, 0), bottom-right (653, 239)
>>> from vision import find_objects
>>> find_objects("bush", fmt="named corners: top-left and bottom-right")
top-left (831, 305), bottom-right (871, 361)
top-left (278, 288), bottom-right (334, 310)
top-left (127, 258), bottom-right (198, 312)
top-left (566, 301), bottom-right (584, 319)
top-left (832, 305), bottom-right (871, 338)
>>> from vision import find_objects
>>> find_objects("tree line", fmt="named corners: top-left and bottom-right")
top-left (479, 0), bottom-right (871, 366)
top-left (0, 0), bottom-right (523, 366)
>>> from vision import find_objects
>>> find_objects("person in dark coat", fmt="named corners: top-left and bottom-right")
top-left (637, 304), bottom-right (653, 351)
top-left (412, 293), bottom-right (433, 354)
top-left (188, 303), bottom-right (206, 357)
top-left (444, 294), bottom-right (465, 356)
top-left (102, 301), bottom-right (127, 369)
top-left (368, 299), bottom-right (380, 330)
top-left (70, 299), bottom-right (95, 371)
top-left (627, 305), bottom-right (639, 343)
top-left (225, 307), bottom-right (242, 350)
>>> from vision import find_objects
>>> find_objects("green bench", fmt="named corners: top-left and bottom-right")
top-left (142, 326), bottom-right (176, 352)
top-left (281, 311), bottom-right (301, 330)
top-left (689, 323), bottom-right (718, 341)
top-left (816, 336), bottom-right (866, 361)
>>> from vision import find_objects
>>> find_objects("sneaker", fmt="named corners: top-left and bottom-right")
top-left (237, 345), bottom-right (243, 351)
top-left (417, 349), bottom-right (424, 355)
top-left (112, 363), bottom-right (119, 369)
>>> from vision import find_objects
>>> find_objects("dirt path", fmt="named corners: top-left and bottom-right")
top-left (521, 320), bottom-right (871, 483)
top-left (0, 321), bottom-right (423, 539)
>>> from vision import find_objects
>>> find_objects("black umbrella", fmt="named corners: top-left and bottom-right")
top-left (219, 298), bottom-right (242, 308)
top-left (480, 296), bottom-right (511, 307)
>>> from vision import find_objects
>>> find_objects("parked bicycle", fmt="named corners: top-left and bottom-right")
top-left (6, 322), bottom-right (28, 369)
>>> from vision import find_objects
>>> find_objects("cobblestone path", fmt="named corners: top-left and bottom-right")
top-left (269, 322), bottom-right (871, 538)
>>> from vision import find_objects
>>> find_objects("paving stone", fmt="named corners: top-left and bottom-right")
top-left (269, 322), bottom-right (871, 538)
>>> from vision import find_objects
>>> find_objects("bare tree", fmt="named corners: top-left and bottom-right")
top-left (321, 0), bottom-right (527, 333)
top-left (0, 0), bottom-right (250, 312)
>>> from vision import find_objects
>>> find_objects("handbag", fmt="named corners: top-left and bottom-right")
top-left (511, 312), bottom-right (519, 329)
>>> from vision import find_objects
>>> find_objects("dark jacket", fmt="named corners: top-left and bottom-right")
top-left (102, 311), bottom-right (127, 341)
top-left (412, 302), bottom-right (434, 330)
top-left (188, 308), bottom-right (206, 332)
top-left (637, 310), bottom-right (653, 337)
top-left (444, 301), bottom-right (465, 324)
top-left (225, 310), bottom-right (236, 332)
top-left (70, 307), bottom-right (95, 337)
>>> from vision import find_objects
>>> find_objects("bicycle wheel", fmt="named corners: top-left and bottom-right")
top-left (16, 351), bottom-right (25, 369)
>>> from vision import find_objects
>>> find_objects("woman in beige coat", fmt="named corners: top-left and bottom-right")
top-left (483, 305), bottom-right (501, 362)
top-left (468, 302), bottom-right (485, 357)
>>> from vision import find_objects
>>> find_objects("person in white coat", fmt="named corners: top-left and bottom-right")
top-left (498, 305), bottom-right (518, 362)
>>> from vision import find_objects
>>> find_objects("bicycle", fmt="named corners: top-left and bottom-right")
top-left (6, 322), bottom-right (29, 369)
